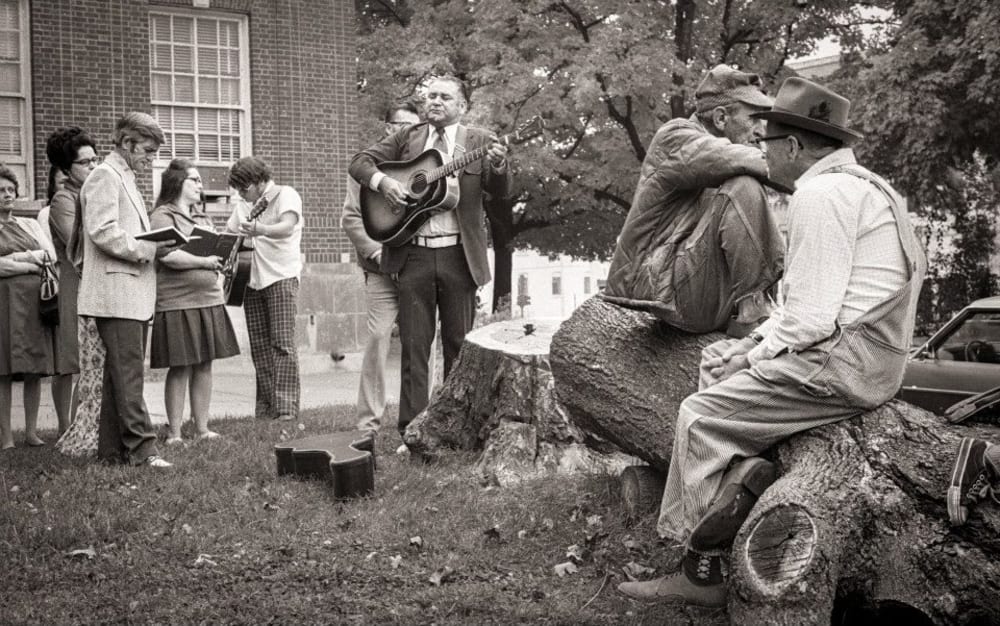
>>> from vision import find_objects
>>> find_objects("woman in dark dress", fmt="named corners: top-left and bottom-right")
top-left (150, 159), bottom-right (240, 443)
top-left (45, 127), bottom-right (99, 434)
top-left (0, 166), bottom-right (56, 450)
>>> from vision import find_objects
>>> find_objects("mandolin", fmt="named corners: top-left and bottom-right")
top-left (360, 116), bottom-right (543, 247)
top-left (223, 195), bottom-right (269, 306)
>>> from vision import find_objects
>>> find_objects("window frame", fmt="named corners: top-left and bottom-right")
top-left (0, 0), bottom-right (32, 199)
top-left (148, 7), bottom-right (252, 199)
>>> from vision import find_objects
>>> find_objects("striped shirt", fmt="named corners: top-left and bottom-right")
top-left (748, 149), bottom-right (909, 365)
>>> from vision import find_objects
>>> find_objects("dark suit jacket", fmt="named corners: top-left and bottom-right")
top-left (348, 122), bottom-right (511, 286)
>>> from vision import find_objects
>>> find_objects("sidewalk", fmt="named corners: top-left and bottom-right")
top-left (9, 346), bottom-right (402, 433)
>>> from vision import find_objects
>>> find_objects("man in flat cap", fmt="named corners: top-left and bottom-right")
top-left (603, 64), bottom-right (784, 337)
top-left (619, 77), bottom-right (925, 607)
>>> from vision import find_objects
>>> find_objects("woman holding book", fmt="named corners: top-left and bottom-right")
top-left (150, 159), bottom-right (240, 444)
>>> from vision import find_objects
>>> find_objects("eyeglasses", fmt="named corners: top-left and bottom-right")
top-left (0, 186), bottom-right (15, 195)
top-left (387, 121), bottom-right (411, 127)
top-left (73, 156), bottom-right (101, 167)
top-left (186, 176), bottom-right (203, 183)
top-left (753, 134), bottom-right (801, 147)
top-left (132, 144), bottom-right (160, 155)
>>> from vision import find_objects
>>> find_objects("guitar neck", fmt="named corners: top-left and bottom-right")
top-left (424, 141), bottom-right (494, 184)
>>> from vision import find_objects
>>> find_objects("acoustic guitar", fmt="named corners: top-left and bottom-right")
top-left (360, 116), bottom-right (543, 247)
top-left (223, 195), bottom-right (269, 306)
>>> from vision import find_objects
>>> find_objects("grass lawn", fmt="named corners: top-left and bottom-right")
top-left (0, 405), bottom-right (728, 625)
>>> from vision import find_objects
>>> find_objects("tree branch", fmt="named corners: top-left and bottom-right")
top-left (561, 114), bottom-right (592, 161)
top-left (597, 74), bottom-right (645, 162)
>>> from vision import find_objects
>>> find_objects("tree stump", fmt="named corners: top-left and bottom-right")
top-left (551, 295), bottom-right (1000, 623)
top-left (403, 318), bottom-right (636, 486)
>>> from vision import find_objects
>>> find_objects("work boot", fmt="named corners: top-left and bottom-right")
top-left (617, 550), bottom-right (726, 607)
top-left (948, 437), bottom-right (1000, 526)
top-left (690, 457), bottom-right (776, 552)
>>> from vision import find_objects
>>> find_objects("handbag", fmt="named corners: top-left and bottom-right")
top-left (39, 255), bottom-right (59, 327)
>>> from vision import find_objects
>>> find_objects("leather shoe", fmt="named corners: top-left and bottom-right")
top-left (690, 456), bottom-right (776, 552)
top-left (617, 572), bottom-right (726, 607)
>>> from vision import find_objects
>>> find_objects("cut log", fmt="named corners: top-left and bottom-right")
top-left (730, 402), bottom-right (1000, 625)
top-left (550, 295), bottom-right (725, 471)
top-left (550, 295), bottom-right (1000, 623)
top-left (403, 318), bottom-right (635, 486)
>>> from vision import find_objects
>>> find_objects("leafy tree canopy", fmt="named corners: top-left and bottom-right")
top-left (354, 0), bottom-right (896, 260)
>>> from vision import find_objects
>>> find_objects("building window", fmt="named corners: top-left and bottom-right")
top-left (149, 10), bottom-right (251, 199)
top-left (0, 0), bottom-right (31, 198)
top-left (552, 273), bottom-right (562, 296)
top-left (584, 276), bottom-right (591, 294)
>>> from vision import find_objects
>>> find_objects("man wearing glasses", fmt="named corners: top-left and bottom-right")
top-left (78, 112), bottom-right (175, 468)
top-left (603, 64), bottom-right (784, 338)
top-left (226, 157), bottom-right (304, 423)
top-left (619, 78), bottom-right (924, 607)
top-left (341, 101), bottom-right (421, 435)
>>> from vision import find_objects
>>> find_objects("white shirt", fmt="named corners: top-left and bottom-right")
top-left (226, 180), bottom-right (303, 290)
top-left (748, 149), bottom-right (909, 365)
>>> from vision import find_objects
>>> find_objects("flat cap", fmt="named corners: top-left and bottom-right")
top-left (695, 65), bottom-right (774, 112)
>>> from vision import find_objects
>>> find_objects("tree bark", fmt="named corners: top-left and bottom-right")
top-left (550, 295), bottom-right (725, 471)
top-left (403, 318), bottom-right (633, 485)
top-left (550, 295), bottom-right (1000, 624)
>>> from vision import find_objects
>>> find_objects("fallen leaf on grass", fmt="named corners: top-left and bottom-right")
top-left (586, 514), bottom-right (602, 527)
top-left (9, 485), bottom-right (19, 493)
top-left (263, 502), bottom-right (280, 511)
top-left (41, 490), bottom-right (51, 499)
top-left (553, 561), bottom-right (579, 577)
top-left (541, 518), bottom-right (554, 531)
top-left (566, 544), bottom-right (587, 563)
top-left (622, 537), bottom-right (639, 551)
top-left (428, 566), bottom-right (454, 586)
top-left (389, 555), bottom-right (403, 569)
top-left (181, 523), bottom-right (192, 535)
top-left (67, 546), bottom-right (97, 559)
top-left (194, 554), bottom-right (217, 567)
top-left (365, 551), bottom-right (377, 561)
top-left (409, 536), bottom-right (423, 549)
top-left (517, 530), bottom-right (528, 540)
top-left (621, 561), bottom-right (656, 581)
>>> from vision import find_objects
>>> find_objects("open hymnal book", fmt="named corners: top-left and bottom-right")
top-left (135, 226), bottom-right (189, 245)
top-left (181, 225), bottom-right (241, 258)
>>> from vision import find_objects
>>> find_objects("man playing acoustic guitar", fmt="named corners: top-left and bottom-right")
top-left (349, 75), bottom-right (511, 446)
top-left (226, 157), bottom-right (304, 423)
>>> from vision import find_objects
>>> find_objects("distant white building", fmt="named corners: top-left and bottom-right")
top-left (478, 249), bottom-right (609, 320)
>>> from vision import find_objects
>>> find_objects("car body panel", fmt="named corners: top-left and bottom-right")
top-left (897, 296), bottom-right (1000, 414)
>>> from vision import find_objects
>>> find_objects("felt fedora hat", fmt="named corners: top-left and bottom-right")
top-left (751, 76), bottom-right (863, 144)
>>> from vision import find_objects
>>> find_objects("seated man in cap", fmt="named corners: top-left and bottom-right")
top-left (618, 77), bottom-right (926, 606)
top-left (603, 64), bottom-right (784, 336)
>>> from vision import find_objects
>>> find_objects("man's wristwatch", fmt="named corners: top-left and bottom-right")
top-left (747, 331), bottom-right (765, 345)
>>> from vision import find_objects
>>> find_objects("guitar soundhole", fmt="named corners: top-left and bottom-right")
top-left (409, 173), bottom-right (428, 196)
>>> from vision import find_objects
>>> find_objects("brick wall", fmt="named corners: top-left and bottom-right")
top-left (29, 0), bottom-right (359, 264)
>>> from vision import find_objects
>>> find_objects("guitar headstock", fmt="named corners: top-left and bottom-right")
top-left (507, 116), bottom-right (544, 145)
top-left (249, 196), bottom-right (269, 220)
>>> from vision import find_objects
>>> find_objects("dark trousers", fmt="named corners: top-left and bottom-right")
top-left (244, 278), bottom-right (300, 419)
top-left (95, 318), bottom-right (158, 464)
top-left (396, 244), bottom-right (476, 434)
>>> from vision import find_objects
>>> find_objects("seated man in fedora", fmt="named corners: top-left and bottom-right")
top-left (619, 77), bottom-right (926, 606)
top-left (603, 64), bottom-right (785, 337)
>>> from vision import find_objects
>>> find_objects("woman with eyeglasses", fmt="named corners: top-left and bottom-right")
top-left (0, 166), bottom-right (56, 450)
top-left (45, 127), bottom-right (103, 455)
top-left (149, 159), bottom-right (240, 444)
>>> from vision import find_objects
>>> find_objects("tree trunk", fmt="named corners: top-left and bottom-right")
top-left (550, 295), bottom-right (725, 471)
top-left (485, 192), bottom-right (513, 314)
top-left (403, 318), bottom-right (634, 486)
top-left (550, 295), bottom-right (1000, 624)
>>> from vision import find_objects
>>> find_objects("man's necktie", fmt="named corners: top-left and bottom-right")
top-left (433, 128), bottom-right (449, 162)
